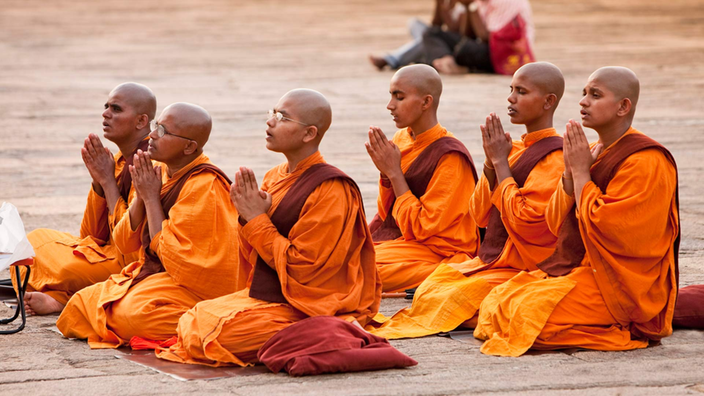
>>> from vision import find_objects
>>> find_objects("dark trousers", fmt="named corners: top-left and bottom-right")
top-left (422, 27), bottom-right (494, 73)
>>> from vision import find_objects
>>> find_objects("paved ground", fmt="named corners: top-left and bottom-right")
top-left (1, 0), bottom-right (704, 394)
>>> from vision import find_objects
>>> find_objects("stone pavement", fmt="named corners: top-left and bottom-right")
top-left (1, 0), bottom-right (704, 394)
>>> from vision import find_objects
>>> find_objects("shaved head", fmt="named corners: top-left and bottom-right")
top-left (589, 66), bottom-right (640, 110)
top-left (110, 82), bottom-right (157, 120)
top-left (280, 89), bottom-right (332, 137)
top-left (514, 62), bottom-right (565, 104)
top-left (392, 64), bottom-right (443, 108)
top-left (160, 102), bottom-right (212, 149)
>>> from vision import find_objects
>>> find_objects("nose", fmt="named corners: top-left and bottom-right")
top-left (386, 99), bottom-right (394, 111)
top-left (102, 108), bottom-right (110, 118)
top-left (507, 91), bottom-right (517, 104)
top-left (579, 95), bottom-right (588, 107)
top-left (149, 127), bottom-right (159, 139)
top-left (266, 117), bottom-right (276, 128)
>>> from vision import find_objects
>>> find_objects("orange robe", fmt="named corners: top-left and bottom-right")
top-left (156, 151), bottom-right (381, 367)
top-left (375, 123), bottom-right (479, 293)
top-left (14, 150), bottom-right (141, 305)
top-left (368, 128), bottom-right (564, 339)
top-left (474, 128), bottom-right (679, 356)
top-left (56, 153), bottom-right (241, 348)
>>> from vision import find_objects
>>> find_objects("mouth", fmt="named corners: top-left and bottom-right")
top-left (148, 139), bottom-right (156, 151)
top-left (102, 121), bottom-right (110, 130)
top-left (265, 129), bottom-right (273, 140)
top-left (580, 109), bottom-right (589, 119)
top-left (390, 113), bottom-right (399, 122)
top-left (507, 107), bottom-right (517, 116)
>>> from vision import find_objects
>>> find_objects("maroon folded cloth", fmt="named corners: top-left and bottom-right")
top-left (673, 285), bottom-right (704, 329)
top-left (257, 316), bottom-right (417, 376)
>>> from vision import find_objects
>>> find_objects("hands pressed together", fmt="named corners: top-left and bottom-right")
top-left (81, 133), bottom-right (116, 194)
top-left (230, 167), bottom-right (271, 222)
top-left (562, 120), bottom-right (603, 201)
top-left (480, 113), bottom-right (512, 169)
top-left (364, 126), bottom-right (402, 180)
top-left (129, 150), bottom-right (162, 204)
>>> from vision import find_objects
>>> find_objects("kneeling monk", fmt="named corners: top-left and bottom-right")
top-left (18, 82), bottom-right (155, 315)
top-left (369, 62), bottom-right (567, 338)
top-left (57, 103), bottom-right (240, 348)
top-left (366, 64), bottom-right (479, 293)
top-left (474, 67), bottom-right (680, 356)
top-left (156, 89), bottom-right (381, 366)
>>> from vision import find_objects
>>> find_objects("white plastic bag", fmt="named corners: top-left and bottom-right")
top-left (0, 202), bottom-right (35, 271)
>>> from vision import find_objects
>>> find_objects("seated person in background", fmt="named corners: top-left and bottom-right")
top-left (17, 82), bottom-right (155, 315)
top-left (57, 103), bottom-right (241, 348)
top-left (424, 0), bottom-right (535, 75)
top-left (365, 64), bottom-right (479, 293)
top-left (156, 89), bottom-right (381, 366)
top-left (369, 0), bottom-right (467, 70)
top-left (368, 62), bottom-right (566, 338)
top-left (474, 66), bottom-right (680, 356)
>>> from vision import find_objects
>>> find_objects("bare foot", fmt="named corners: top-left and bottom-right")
top-left (432, 55), bottom-right (469, 75)
top-left (368, 54), bottom-right (388, 70)
top-left (24, 292), bottom-right (64, 315)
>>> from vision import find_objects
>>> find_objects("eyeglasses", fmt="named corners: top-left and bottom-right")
top-left (150, 120), bottom-right (195, 142)
top-left (267, 109), bottom-right (311, 126)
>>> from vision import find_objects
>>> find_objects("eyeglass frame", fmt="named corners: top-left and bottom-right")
top-left (150, 119), bottom-right (196, 143)
top-left (267, 109), bottom-right (311, 127)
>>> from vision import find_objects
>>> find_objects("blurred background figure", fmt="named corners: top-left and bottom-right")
top-left (369, 0), bottom-right (467, 70)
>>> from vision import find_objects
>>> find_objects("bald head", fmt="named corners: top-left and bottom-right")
top-left (160, 102), bottom-right (212, 149)
top-left (589, 66), bottom-right (640, 111)
top-left (392, 64), bottom-right (443, 109)
top-left (110, 82), bottom-right (157, 120)
top-left (514, 62), bottom-right (565, 105)
top-left (280, 89), bottom-right (332, 138)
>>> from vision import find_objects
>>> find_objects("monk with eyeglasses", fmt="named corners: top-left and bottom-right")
top-left (57, 103), bottom-right (241, 349)
top-left (156, 89), bottom-right (381, 366)
top-left (16, 83), bottom-right (155, 316)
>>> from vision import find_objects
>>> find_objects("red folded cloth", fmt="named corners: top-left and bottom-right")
top-left (129, 336), bottom-right (178, 350)
top-left (258, 316), bottom-right (417, 376)
top-left (673, 285), bottom-right (704, 329)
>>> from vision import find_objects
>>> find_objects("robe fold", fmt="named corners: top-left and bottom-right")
top-left (474, 128), bottom-right (679, 356)
top-left (367, 128), bottom-right (565, 339)
top-left (373, 123), bottom-right (480, 293)
top-left (156, 151), bottom-right (381, 367)
top-left (56, 153), bottom-right (240, 348)
top-left (13, 140), bottom-right (148, 304)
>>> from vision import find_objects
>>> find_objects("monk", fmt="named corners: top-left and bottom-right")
top-left (16, 83), bottom-right (156, 315)
top-left (474, 67), bottom-right (680, 356)
top-left (366, 64), bottom-right (479, 293)
top-left (56, 103), bottom-right (240, 348)
top-left (369, 62), bottom-right (567, 338)
top-left (156, 89), bottom-right (381, 367)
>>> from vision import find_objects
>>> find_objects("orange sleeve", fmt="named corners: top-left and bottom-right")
top-left (375, 176), bottom-right (395, 220)
top-left (545, 176), bottom-right (576, 237)
top-left (392, 153), bottom-right (476, 240)
top-left (578, 149), bottom-right (678, 330)
top-left (79, 186), bottom-right (110, 242)
top-left (491, 150), bottom-right (564, 240)
top-left (469, 173), bottom-right (494, 228)
top-left (153, 172), bottom-right (240, 300)
top-left (111, 196), bottom-right (145, 256)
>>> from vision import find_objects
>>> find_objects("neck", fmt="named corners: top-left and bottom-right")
top-left (284, 145), bottom-right (318, 173)
top-left (596, 120), bottom-right (632, 149)
top-left (116, 128), bottom-right (151, 157)
top-left (165, 152), bottom-right (201, 177)
top-left (524, 115), bottom-right (553, 134)
top-left (407, 112), bottom-right (439, 140)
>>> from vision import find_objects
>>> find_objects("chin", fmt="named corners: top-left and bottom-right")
top-left (508, 115), bottom-right (521, 125)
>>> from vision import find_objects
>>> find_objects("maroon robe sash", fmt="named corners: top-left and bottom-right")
top-left (537, 133), bottom-right (680, 283)
top-left (116, 139), bottom-right (151, 202)
top-left (368, 137), bottom-right (478, 242)
top-left (131, 163), bottom-right (232, 286)
top-left (246, 163), bottom-right (362, 304)
top-left (475, 136), bottom-right (563, 266)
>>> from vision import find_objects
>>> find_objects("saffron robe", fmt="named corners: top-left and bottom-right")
top-left (56, 153), bottom-right (240, 348)
top-left (156, 151), bottom-right (381, 367)
top-left (368, 128), bottom-right (565, 339)
top-left (373, 123), bottom-right (480, 293)
top-left (474, 128), bottom-right (679, 356)
top-left (14, 142), bottom-right (149, 305)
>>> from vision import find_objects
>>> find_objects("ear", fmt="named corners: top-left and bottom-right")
top-left (543, 94), bottom-right (557, 111)
top-left (135, 114), bottom-right (150, 130)
top-left (421, 95), bottom-right (434, 111)
top-left (616, 98), bottom-right (632, 117)
top-left (302, 125), bottom-right (319, 143)
top-left (182, 140), bottom-right (199, 155)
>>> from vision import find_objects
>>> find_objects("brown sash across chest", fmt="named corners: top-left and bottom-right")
top-left (247, 163), bottom-right (362, 304)
top-left (131, 163), bottom-right (232, 286)
top-left (475, 136), bottom-right (563, 266)
top-left (536, 133), bottom-right (680, 283)
top-left (368, 137), bottom-right (478, 242)
top-left (116, 139), bottom-right (150, 202)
